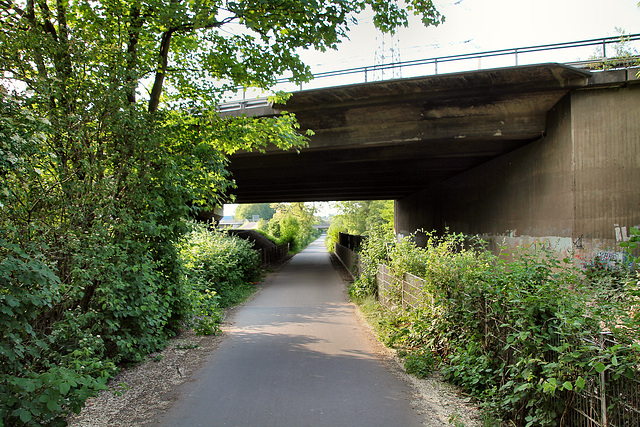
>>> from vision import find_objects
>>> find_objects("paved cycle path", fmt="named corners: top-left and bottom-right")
top-left (156, 237), bottom-right (428, 427)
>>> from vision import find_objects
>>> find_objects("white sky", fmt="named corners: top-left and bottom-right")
top-left (300, 0), bottom-right (640, 70)
top-left (224, 0), bottom-right (640, 217)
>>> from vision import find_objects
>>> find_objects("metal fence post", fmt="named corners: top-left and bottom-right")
top-left (600, 368), bottom-right (607, 427)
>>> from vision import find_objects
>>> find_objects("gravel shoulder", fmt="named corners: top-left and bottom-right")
top-left (68, 255), bottom-right (481, 427)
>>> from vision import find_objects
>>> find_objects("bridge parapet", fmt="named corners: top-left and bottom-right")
top-left (218, 33), bottom-right (639, 100)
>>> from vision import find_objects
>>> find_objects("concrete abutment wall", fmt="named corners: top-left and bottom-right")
top-left (395, 83), bottom-right (640, 266)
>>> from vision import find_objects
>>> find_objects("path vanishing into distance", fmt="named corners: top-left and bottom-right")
top-left (155, 237), bottom-right (433, 427)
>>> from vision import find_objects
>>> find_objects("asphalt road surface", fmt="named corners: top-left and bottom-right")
top-left (156, 237), bottom-right (427, 427)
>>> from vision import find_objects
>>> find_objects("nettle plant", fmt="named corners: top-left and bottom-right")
top-left (620, 226), bottom-right (640, 262)
top-left (179, 224), bottom-right (261, 328)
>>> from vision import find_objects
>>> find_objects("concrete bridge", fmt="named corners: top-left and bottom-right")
top-left (226, 63), bottom-right (640, 264)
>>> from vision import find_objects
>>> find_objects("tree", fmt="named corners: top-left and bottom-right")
top-left (332, 200), bottom-right (394, 235)
top-left (325, 200), bottom-right (393, 251)
top-left (0, 0), bottom-right (442, 423)
top-left (235, 203), bottom-right (276, 221)
top-left (268, 202), bottom-right (320, 252)
top-left (588, 28), bottom-right (640, 70)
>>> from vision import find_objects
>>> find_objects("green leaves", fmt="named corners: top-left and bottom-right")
top-left (594, 362), bottom-right (607, 373)
top-left (356, 233), bottom-right (640, 426)
top-left (179, 223), bottom-right (261, 310)
top-left (1, 0), bottom-right (446, 423)
top-left (619, 227), bottom-right (639, 268)
top-left (265, 202), bottom-right (321, 253)
top-left (2, 366), bottom-right (112, 425)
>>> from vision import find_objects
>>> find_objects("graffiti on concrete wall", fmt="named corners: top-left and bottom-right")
top-left (573, 223), bottom-right (638, 271)
top-left (472, 223), bottom-right (637, 271)
top-left (588, 250), bottom-right (631, 270)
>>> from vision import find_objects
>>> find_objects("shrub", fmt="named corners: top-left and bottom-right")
top-left (266, 203), bottom-right (321, 253)
top-left (325, 216), bottom-right (344, 252)
top-left (402, 349), bottom-right (436, 379)
top-left (348, 225), bottom-right (394, 300)
top-left (0, 234), bottom-right (117, 426)
top-left (357, 231), bottom-right (640, 426)
top-left (179, 224), bottom-right (261, 311)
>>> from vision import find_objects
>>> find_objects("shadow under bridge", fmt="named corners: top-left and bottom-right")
top-left (226, 63), bottom-right (590, 203)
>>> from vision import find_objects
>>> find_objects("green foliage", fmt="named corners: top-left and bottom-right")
top-left (588, 28), bottom-right (640, 70)
top-left (235, 203), bottom-right (276, 221)
top-left (190, 289), bottom-right (224, 336)
top-left (332, 200), bottom-right (395, 235)
top-left (402, 349), bottom-right (436, 379)
top-left (325, 216), bottom-right (345, 252)
top-left (0, 233), bottom-right (117, 425)
top-left (0, 0), bottom-right (444, 422)
top-left (356, 232), bottom-right (640, 427)
top-left (267, 203), bottom-right (321, 253)
top-left (179, 224), bottom-right (261, 311)
top-left (348, 226), bottom-right (395, 300)
top-left (620, 226), bottom-right (639, 263)
top-left (326, 200), bottom-right (394, 252)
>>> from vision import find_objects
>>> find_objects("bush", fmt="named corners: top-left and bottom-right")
top-left (324, 216), bottom-right (344, 252)
top-left (266, 206), bottom-right (321, 253)
top-left (179, 224), bottom-right (261, 310)
top-left (357, 231), bottom-right (640, 426)
top-left (348, 225), bottom-right (394, 300)
top-left (402, 349), bottom-right (436, 379)
top-left (0, 233), bottom-right (117, 426)
top-left (0, 218), bottom-right (262, 425)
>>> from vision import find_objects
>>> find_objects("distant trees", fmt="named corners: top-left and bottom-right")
top-left (235, 204), bottom-right (276, 221)
top-left (333, 200), bottom-right (394, 235)
top-left (326, 200), bottom-right (394, 251)
top-left (259, 203), bottom-right (321, 252)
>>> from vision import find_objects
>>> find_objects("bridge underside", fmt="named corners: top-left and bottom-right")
top-left (227, 64), bottom-right (589, 203)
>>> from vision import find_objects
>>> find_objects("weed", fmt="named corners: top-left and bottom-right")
top-left (175, 342), bottom-right (201, 350)
top-left (403, 349), bottom-right (435, 379)
top-left (448, 413), bottom-right (465, 427)
top-left (352, 231), bottom-right (640, 426)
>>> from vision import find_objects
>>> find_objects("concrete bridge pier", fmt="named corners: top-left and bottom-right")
top-left (395, 80), bottom-right (640, 265)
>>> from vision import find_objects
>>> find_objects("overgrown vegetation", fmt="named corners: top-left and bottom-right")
top-left (234, 203), bottom-right (276, 222)
top-left (325, 200), bottom-right (394, 252)
top-left (179, 224), bottom-right (261, 334)
top-left (0, 219), bottom-right (262, 425)
top-left (588, 28), bottom-right (640, 70)
top-left (352, 230), bottom-right (640, 426)
top-left (1, 1), bottom-right (445, 422)
top-left (257, 202), bottom-right (321, 253)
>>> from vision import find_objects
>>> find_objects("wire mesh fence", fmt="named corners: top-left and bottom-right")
top-left (564, 335), bottom-right (640, 427)
top-left (376, 264), bottom-right (640, 427)
top-left (377, 264), bottom-right (428, 310)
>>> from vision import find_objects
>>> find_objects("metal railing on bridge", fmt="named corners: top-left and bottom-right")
top-left (295, 33), bottom-right (640, 85)
top-left (222, 33), bottom-right (640, 106)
